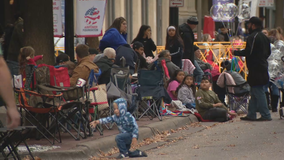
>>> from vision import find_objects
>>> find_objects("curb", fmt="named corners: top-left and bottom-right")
top-left (31, 114), bottom-right (199, 160)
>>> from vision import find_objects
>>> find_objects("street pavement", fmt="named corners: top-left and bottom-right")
top-left (132, 112), bottom-right (284, 160)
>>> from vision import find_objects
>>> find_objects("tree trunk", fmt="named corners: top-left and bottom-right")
top-left (85, 37), bottom-right (99, 50)
top-left (23, 0), bottom-right (54, 65)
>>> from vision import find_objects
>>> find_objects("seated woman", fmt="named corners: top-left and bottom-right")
top-left (153, 50), bottom-right (180, 78)
top-left (177, 74), bottom-right (196, 109)
top-left (166, 70), bottom-right (185, 100)
top-left (195, 77), bottom-right (237, 122)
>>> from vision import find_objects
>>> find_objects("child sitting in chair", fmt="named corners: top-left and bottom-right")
top-left (195, 77), bottom-right (237, 122)
top-left (90, 98), bottom-right (147, 159)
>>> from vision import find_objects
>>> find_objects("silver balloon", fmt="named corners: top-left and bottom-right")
top-left (274, 40), bottom-right (284, 52)
top-left (268, 42), bottom-right (284, 85)
top-left (238, 3), bottom-right (251, 21)
top-left (221, 3), bottom-right (238, 21)
top-left (210, 3), bottom-right (224, 21)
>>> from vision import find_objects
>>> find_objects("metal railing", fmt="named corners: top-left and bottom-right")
top-left (55, 42), bottom-right (248, 79)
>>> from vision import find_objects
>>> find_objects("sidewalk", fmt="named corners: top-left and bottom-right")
top-left (23, 114), bottom-right (198, 160)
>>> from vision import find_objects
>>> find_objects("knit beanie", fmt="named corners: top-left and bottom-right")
top-left (187, 16), bottom-right (199, 25)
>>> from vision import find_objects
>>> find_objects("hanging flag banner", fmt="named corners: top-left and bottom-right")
top-left (53, 0), bottom-right (63, 37)
top-left (76, 0), bottom-right (107, 37)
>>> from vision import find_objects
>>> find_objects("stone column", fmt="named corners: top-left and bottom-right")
top-left (161, 0), bottom-right (169, 46)
top-left (148, 0), bottom-right (157, 44)
top-left (179, 0), bottom-right (197, 25)
top-left (114, 0), bottom-right (125, 18)
top-left (132, 0), bottom-right (142, 41)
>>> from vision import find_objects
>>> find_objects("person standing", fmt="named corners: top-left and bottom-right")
top-left (165, 26), bottom-right (184, 68)
top-left (233, 17), bottom-right (272, 121)
top-left (132, 25), bottom-right (156, 58)
top-left (179, 16), bottom-right (204, 85)
top-left (0, 45), bottom-right (20, 129)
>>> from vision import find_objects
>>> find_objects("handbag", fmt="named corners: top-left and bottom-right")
top-left (91, 84), bottom-right (109, 111)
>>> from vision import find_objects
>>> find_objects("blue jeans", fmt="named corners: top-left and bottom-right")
top-left (193, 60), bottom-right (204, 85)
top-left (265, 82), bottom-right (280, 96)
top-left (185, 103), bottom-right (196, 109)
top-left (115, 132), bottom-right (133, 154)
top-left (247, 85), bottom-right (271, 119)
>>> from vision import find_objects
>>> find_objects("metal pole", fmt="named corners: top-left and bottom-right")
top-left (197, 0), bottom-right (202, 41)
top-left (65, 0), bottom-right (75, 61)
top-left (170, 7), bottom-right (179, 27)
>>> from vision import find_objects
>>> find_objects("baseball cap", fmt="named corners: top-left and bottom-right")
top-left (132, 41), bottom-right (144, 50)
top-left (56, 53), bottom-right (69, 64)
top-left (248, 17), bottom-right (262, 28)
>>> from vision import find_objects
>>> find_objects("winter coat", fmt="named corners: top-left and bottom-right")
top-left (70, 56), bottom-right (99, 86)
top-left (99, 28), bottom-right (127, 52)
top-left (234, 28), bottom-right (271, 86)
top-left (177, 84), bottom-right (195, 104)
top-left (99, 98), bottom-right (139, 138)
top-left (96, 56), bottom-right (114, 84)
top-left (136, 52), bottom-right (148, 70)
top-left (115, 44), bottom-right (138, 70)
top-left (157, 57), bottom-right (180, 78)
top-left (133, 38), bottom-right (156, 58)
top-left (7, 18), bottom-right (24, 62)
top-left (179, 23), bottom-right (195, 63)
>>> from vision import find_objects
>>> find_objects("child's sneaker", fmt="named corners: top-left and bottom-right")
top-left (116, 153), bottom-right (129, 159)
top-left (129, 150), bottom-right (147, 157)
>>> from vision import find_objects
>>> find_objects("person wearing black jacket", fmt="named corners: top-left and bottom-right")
top-left (179, 16), bottom-right (197, 63)
top-left (133, 41), bottom-right (148, 70)
top-left (233, 17), bottom-right (272, 121)
top-left (165, 26), bottom-right (183, 68)
top-left (132, 25), bottom-right (156, 58)
top-left (96, 48), bottom-right (116, 84)
top-left (179, 16), bottom-right (204, 84)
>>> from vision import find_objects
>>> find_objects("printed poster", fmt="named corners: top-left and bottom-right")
top-left (53, 0), bottom-right (63, 37)
top-left (76, 0), bottom-right (107, 37)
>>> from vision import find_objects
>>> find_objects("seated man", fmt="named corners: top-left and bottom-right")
top-left (56, 53), bottom-right (76, 77)
top-left (133, 41), bottom-right (148, 70)
top-left (195, 77), bottom-right (237, 122)
top-left (70, 44), bottom-right (99, 86)
top-left (96, 47), bottom-right (116, 84)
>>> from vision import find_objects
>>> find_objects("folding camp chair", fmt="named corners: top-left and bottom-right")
top-left (0, 126), bottom-right (36, 160)
top-left (84, 69), bottom-right (105, 136)
top-left (37, 84), bottom-right (88, 140)
top-left (136, 70), bottom-right (169, 121)
top-left (15, 88), bottom-right (63, 145)
top-left (224, 74), bottom-right (249, 114)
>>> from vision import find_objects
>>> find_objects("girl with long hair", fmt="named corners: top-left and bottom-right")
top-left (132, 25), bottom-right (157, 58)
top-left (18, 46), bottom-right (43, 87)
top-left (176, 74), bottom-right (196, 109)
top-left (99, 17), bottom-right (128, 51)
top-left (166, 70), bottom-right (185, 100)
top-left (165, 26), bottom-right (184, 68)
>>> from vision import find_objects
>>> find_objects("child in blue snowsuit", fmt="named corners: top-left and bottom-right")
top-left (90, 98), bottom-right (147, 159)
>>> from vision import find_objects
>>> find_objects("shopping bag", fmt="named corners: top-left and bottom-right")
top-left (93, 84), bottom-right (109, 111)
